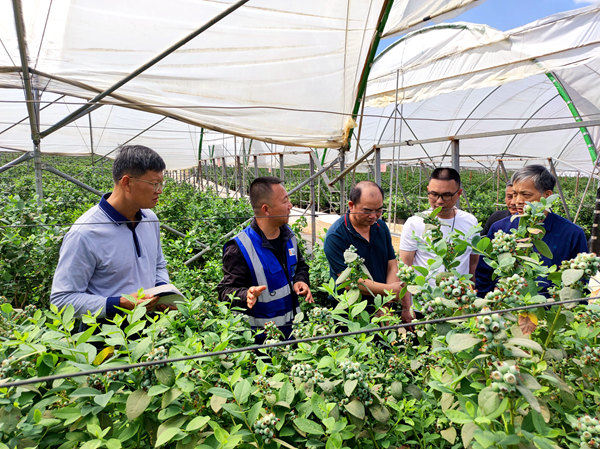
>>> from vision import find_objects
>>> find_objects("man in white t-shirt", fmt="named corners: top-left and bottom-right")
top-left (399, 167), bottom-right (479, 277)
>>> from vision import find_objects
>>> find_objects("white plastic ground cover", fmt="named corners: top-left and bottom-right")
top-left (0, 0), bottom-right (479, 170)
top-left (357, 5), bottom-right (600, 173)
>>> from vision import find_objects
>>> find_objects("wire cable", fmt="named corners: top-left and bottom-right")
top-left (0, 296), bottom-right (594, 389)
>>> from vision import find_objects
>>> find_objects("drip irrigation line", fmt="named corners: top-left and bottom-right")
top-left (0, 296), bottom-right (595, 389)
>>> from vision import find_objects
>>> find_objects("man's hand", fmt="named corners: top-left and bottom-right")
top-left (401, 308), bottom-right (414, 325)
top-left (119, 292), bottom-right (161, 311)
top-left (293, 281), bottom-right (313, 303)
top-left (247, 285), bottom-right (267, 309)
top-left (384, 281), bottom-right (404, 299)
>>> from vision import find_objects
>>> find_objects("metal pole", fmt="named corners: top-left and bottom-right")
top-left (40, 0), bottom-right (251, 139)
top-left (212, 158), bottom-right (217, 192)
top-left (13, 0), bottom-right (43, 203)
top-left (222, 157), bottom-right (227, 196)
top-left (254, 155), bottom-right (259, 178)
top-left (309, 154), bottom-right (316, 248)
top-left (498, 159), bottom-right (510, 183)
top-left (548, 158), bottom-right (572, 221)
top-left (236, 155), bottom-right (242, 198)
top-left (451, 139), bottom-right (460, 173)
top-left (374, 147), bottom-right (381, 186)
top-left (279, 154), bottom-right (284, 181)
top-left (339, 150), bottom-right (346, 214)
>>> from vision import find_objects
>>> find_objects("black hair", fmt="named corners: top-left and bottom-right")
top-left (112, 145), bottom-right (166, 183)
top-left (349, 180), bottom-right (384, 204)
top-left (249, 176), bottom-right (283, 211)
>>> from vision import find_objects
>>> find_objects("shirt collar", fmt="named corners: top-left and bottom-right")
top-left (99, 193), bottom-right (145, 225)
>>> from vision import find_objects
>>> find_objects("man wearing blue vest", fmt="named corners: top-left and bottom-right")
top-left (218, 176), bottom-right (313, 340)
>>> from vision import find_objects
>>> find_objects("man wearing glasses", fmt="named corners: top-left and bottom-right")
top-left (51, 145), bottom-right (170, 319)
top-left (324, 181), bottom-right (413, 323)
top-left (399, 167), bottom-right (479, 278)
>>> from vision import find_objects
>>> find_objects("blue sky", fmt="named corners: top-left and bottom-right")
top-left (378, 0), bottom-right (597, 52)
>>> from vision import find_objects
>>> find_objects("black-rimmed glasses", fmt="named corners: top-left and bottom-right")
top-left (426, 189), bottom-right (459, 200)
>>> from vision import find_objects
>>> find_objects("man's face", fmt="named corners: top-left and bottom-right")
top-left (426, 178), bottom-right (461, 212)
top-left (505, 186), bottom-right (517, 214)
top-left (512, 178), bottom-right (551, 214)
top-left (265, 183), bottom-right (292, 226)
top-left (129, 170), bottom-right (164, 209)
top-left (348, 186), bottom-right (384, 228)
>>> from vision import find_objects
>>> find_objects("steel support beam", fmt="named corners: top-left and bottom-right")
top-left (548, 158), bottom-right (572, 221)
top-left (0, 151), bottom-right (34, 174)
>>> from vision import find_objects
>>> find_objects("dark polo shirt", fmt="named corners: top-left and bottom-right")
top-left (324, 212), bottom-right (396, 284)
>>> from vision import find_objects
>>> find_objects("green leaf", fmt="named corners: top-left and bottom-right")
top-left (311, 393), bottom-right (328, 421)
top-left (186, 416), bottom-right (210, 432)
top-left (105, 439), bottom-right (122, 449)
top-left (155, 427), bottom-right (181, 447)
top-left (506, 337), bottom-right (543, 353)
top-left (230, 367), bottom-right (241, 385)
top-left (445, 409), bottom-right (472, 424)
top-left (132, 337), bottom-right (152, 363)
top-left (62, 305), bottom-right (75, 327)
top-left (207, 387), bottom-right (233, 398)
top-left (325, 433), bottom-right (343, 449)
top-left (390, 381), bottom-right (403, 399)
top-left (498, 253), bottom-right (516, 268)
top-left (562, 268), bottom-right (584, 286)
top-left (210, 395), bottom-right (227, 413)
top-left (247, 401), bottom-right (263, 425)
top-left (369, 404), bottom-right (390, 423)
top-left (533, 239), bottom-right (553, 259)
top-left (336, 267), bottom-right (352, 285)
top-left (233, 379), bottom-right (251, 404)
top-left (344, 379), bottom-right (358, 397)
top-left (155, 366), bottom-right (175, 386)
top-left (94, 391), bottom-right (114, 408)
top-left (278, 381), bottom-right (295, 405)
top-left (162, 388), bottom-right (182, 408)
top-left (148, 384), bottom-right (171, 397)
top-left (446, 333), bottom-right (480, 353)
top-left (126, 390), bottom-right (151, 420)
top-left (344, 400), bottom-right (365, 419)
top-left (478, 388), bottom-right (501, 416)
top-left (461, 422), bottom-right (478, 448)
top-left (516, 385), bottom-right (541, 413)
top-left (350, 300), bottom-right (368, 318)
top-left (441, 427), bottom-right (457, 444)
top-left (294, 418), bottom-right (324, 435)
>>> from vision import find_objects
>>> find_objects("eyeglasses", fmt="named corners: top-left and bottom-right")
top-left (427, 189), bottom-right (460, 200)
top-left (132, 177), bottom-right (164, 192)
top-left (359, 207), bottom-right (385, 215)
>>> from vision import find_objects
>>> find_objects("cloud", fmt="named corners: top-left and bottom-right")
top-left (573, 0), bottom-right (598, 4)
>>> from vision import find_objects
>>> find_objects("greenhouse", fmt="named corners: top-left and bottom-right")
top-left (2, 1), bottom-right (600, 448)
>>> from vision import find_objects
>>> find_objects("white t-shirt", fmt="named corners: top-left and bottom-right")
top-left (399, 209), bottom-right (478, 276)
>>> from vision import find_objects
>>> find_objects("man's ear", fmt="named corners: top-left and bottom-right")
top-left (260, 203), bottom-right (270, 216)
top-left (543, 189), bottom-right (553, 199)
top-left (348, 201), bottom-right (354, 210)
top-left (119, 174), bottom-right (132, 192)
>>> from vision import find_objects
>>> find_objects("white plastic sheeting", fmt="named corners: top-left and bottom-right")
top-left (0, 0), bottom-right (479, 169)
top-left (356, 5), bottom-right (600, 173)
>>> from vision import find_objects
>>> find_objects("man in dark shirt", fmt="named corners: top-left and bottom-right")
top-left (323, 181), bottom-right (412, 323)
top-left (481, 183), bottom-right (517, 235)
top-left (217, 176), bottom-right (312, 339)
top-left (476, 165), bottom-right (588, 296)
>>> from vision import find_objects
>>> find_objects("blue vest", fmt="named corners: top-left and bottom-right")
top-left (233, 226), bottom-right (299, 329)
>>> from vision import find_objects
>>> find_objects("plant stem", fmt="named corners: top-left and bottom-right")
top-left (542, 305), bottom-right (563, 359)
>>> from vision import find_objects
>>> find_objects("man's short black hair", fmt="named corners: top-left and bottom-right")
top-left (430, 167), bottom-right (461, 187)
top-left (511, 164), bottom-right (556, 193)
top-left (112, 145), bottom-right (166, 183)
top-left (249, 176), bottom-right (283, 211)
top-left (349, 180), bottom-right (384, 204)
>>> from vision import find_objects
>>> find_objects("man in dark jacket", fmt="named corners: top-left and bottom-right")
top-left (217, 176), bottom-right (312, 340)
top-left (481, 183), bottom-right (517, 235)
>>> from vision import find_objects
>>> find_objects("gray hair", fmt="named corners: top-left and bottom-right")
top-left (510, 164), bottom-right (555, 193)
top-left (112, 145), bottom-right (166, 182)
